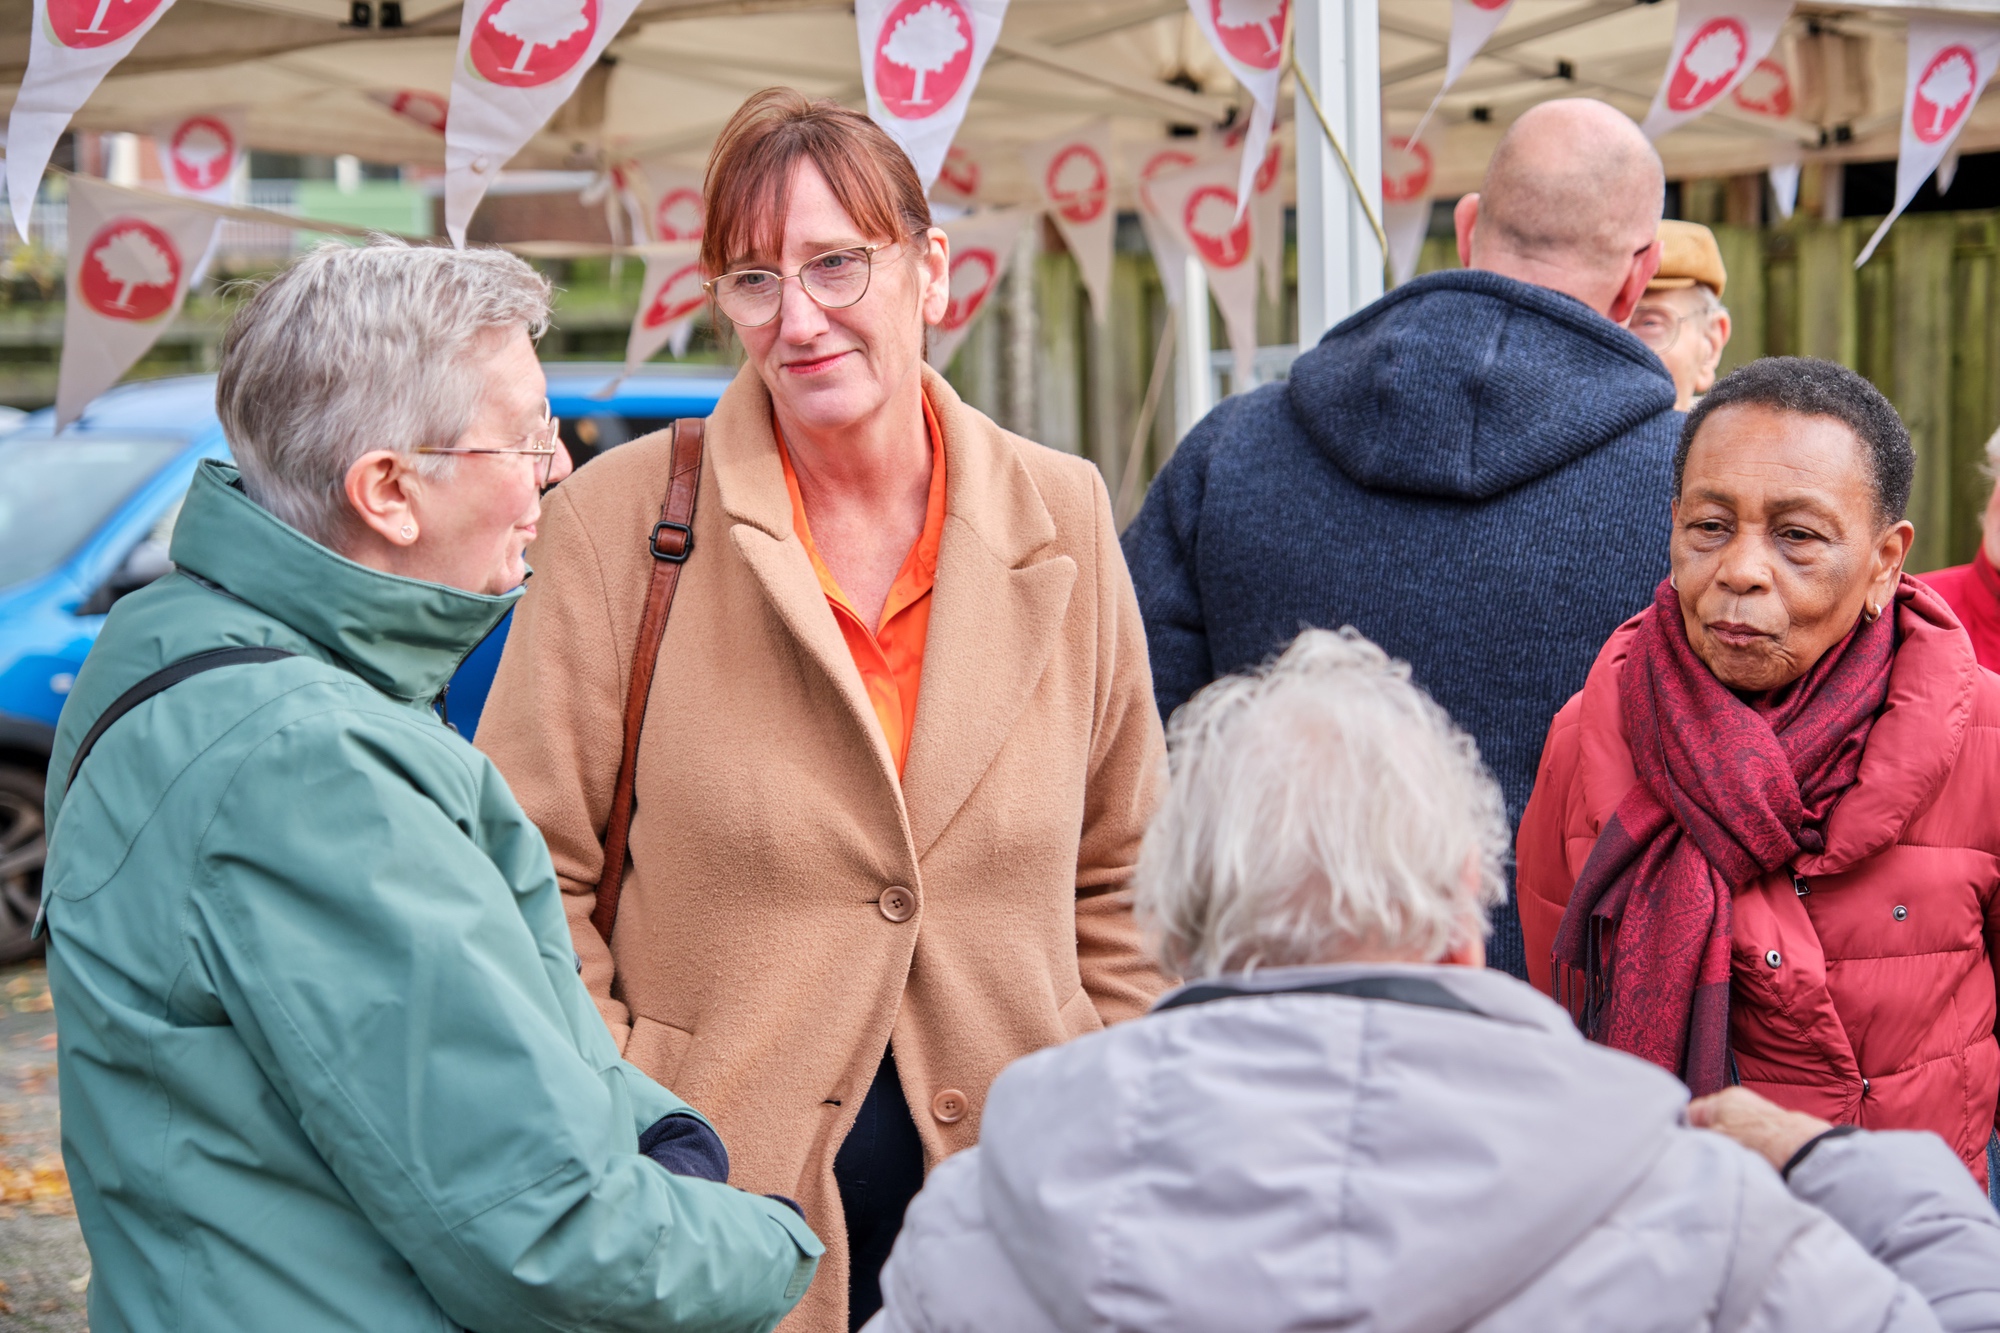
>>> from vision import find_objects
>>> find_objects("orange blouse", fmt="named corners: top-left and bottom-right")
top-left (777, 397), bottom-right (947, 777)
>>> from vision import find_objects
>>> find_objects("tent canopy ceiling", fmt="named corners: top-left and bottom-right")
top-left (6, 0), bottom-right (2000, 206)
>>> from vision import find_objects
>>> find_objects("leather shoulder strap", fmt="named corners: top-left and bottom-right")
top-left (66, 646), bottom-right (298, 791)
top-left (591, 417), bottom-right (705, 945)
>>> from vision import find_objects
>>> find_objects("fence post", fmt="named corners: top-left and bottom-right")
top-left (1891, 217), bottom-right (1956, 573)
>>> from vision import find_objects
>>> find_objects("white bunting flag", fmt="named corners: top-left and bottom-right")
top-left (857, 0), bottom-right (1010, 190)
top-left (8, 0), bottom-right (181, 240)
top-left (1382, 136), bottom-right (1434, 287)
top-left (928, 207), bottom-right (1033, 369)
top-left (153, 108), bottom-right (244, 204)
top-left (1641, 0), bottom-right (1793, 140)
top-left (931, 143), bottom-right (983, 206)
top-left (1412, 0), bottom-right (1514, 138)
top-left (1250, 134), bottom-right (1284, 303)
top-left (1023, 120), bottom-right (1113, 323)
top-left (1857, 21), bottom-right (2000, 268)
top-left (614, 243), bottom-right (705, 380)
top-left (1130, 141), bottom-right (1203, 310)
top-left (1444, 0), bottom-right (1513, 91)
top-left (444, 0), bottom-right (645, 247)
top-left (628, 157), bottom-right (706, 244)
top-left (58, 178), bottom-right (219, 429)
top-left (1148, 153), bottom-right (1259, 390)
top-left (370, 89), bottom-right (451, 136)
top-left (1768, 158), bottom-right (1800, 219)
top-left (1186, 0), bottom-right (1286, 221)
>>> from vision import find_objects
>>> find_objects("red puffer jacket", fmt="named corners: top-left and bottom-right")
top-left (1518, 577), bottom-right (2000, 1185)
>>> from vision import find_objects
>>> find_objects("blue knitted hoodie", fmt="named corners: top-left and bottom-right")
top-left (1121, 268), bottom-right (1680, 978)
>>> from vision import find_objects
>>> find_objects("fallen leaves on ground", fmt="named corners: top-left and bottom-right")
top-left (3, 975), bottom-right (51, 1013)
top-left (0, 1157), bottom-right (69, 1209)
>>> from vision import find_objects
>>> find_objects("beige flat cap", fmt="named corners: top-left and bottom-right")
top-left (1648, 219), bottom-right (1726, 297)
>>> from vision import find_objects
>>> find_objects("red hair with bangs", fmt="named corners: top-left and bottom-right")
top-left (702, 87), bottom-right (932, 277)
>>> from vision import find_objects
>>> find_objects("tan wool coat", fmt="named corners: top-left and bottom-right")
top-left (477, 364), bottom-right (1170, 1332)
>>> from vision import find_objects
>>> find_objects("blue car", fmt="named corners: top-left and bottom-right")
top-left (0, 364), bottom-right (727, 961)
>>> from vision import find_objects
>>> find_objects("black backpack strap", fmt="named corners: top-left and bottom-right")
top-left (66, 647), bottom-right (297, 791)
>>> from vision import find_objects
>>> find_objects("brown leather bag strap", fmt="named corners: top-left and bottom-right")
top-left (590, 417), bottom-right (705, 944)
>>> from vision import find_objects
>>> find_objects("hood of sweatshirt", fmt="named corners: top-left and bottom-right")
top-left (1285, 268), bottom-right (1677, 501)
top-left (974, 964), bottom-right (1691, 1333)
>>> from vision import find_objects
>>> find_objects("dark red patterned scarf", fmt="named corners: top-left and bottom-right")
top-left (1552, 578), bottom-right (1895, 1092)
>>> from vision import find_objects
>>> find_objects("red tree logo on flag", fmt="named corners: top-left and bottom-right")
top-left (1666, 17), bottom-right (1749, 112)
top-left (874, 0), bottom-right (974, 120)
top-left (940, 248), bottom-right (998, 331)
top-left (80, 219), bottom-right (182, 321)
top-left (938, 146), bottom-right (980, 198)
top-left (643, 263), bottom-right (705, 329)
top-left (1914, 45), bottom-right (1979, 144)
top-left (381, 90), bottom-right (449, 134)
top-left (1139, 148), bottom-right (1196, 214)
top-left (1470, 0), bottom-right (1507, 9)
top-left (1184, 186), bottom-right (1251, 267)
top-left (1254, 142), bottom-right (1281, 194)
top-left (1731, 58), bottom-right (1793, 118)
top-left (1142, 149), bottom-right (1196, 183)
top-left (168, 117), bottom-right (236, 193)
top-left (47, 0), bottom-right (167, 48)
top-left (1210, 0), bottom-right (1287, 71)
top-left (469, 0), bottom-right (598, 88)
top-left (1046, 144), bottom-right (1108, 223)
top-left (1382, 137), bottom-right (1433, 203)
top-left (654, 189), bottom-right (703, 242)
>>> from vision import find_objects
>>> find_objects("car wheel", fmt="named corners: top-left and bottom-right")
top-left (0, 765), bottom-right (46, 965)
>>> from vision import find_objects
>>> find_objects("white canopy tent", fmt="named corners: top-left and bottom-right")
top-left (6, 0), bottom-right (2000, 421)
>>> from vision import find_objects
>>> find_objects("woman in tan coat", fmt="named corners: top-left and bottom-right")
top-left (477, 89), bottom-right (1168, 1331)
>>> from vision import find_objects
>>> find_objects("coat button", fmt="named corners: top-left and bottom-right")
top-left (1893, 905), bottom-right (1908, 921)
top-left (931, 1088), bottom-right (967, 1124)
top-left (1765, 949), bottom-right (1782, 969)
top-left (878, 886), bottom-right (915, 923)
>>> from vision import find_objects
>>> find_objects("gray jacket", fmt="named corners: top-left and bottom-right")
top-left (867, 964), bottom-right (2000, 1333)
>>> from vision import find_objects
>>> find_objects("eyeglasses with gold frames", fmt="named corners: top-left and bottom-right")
top-left (704, 234), bottom-right (921, 328)
top-left (415, 399), bottom-right (564, 488)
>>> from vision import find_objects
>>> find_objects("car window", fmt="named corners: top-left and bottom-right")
top-left (0, 436), bottom-right (186, 592)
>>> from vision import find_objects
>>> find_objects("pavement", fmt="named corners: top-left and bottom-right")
top-left (0, 960), bottom-right (88, 1331)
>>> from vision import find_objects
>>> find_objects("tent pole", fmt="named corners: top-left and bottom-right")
top-left (1174, 254), bottom-right (1213, 445)
top-left (1295, 0), bottom-right (1383, 347)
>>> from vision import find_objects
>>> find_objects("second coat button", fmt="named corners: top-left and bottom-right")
top-left (879, 886), bottom-right (915, 923)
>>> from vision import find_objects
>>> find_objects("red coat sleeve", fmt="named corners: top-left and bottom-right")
top-left (1516, 695), bottom-right (1587, 997)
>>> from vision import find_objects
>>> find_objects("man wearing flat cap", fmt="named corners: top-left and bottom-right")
top-left (1627, 219), bottom-right (1732, 411)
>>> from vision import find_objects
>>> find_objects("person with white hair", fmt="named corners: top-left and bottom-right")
top-left (864, 628), bottom-right (2000, 1333)
top-left (40, 239), bottom-right (821, 1332)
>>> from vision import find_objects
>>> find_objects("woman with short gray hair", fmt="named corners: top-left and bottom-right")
top-left (43, 238), bottom-right (821, 1331)
top-left (865, 628), bottom-right (2000, 1333)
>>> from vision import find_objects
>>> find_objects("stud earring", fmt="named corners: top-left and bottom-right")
top-left (401, 524), bottom-right (416, 540)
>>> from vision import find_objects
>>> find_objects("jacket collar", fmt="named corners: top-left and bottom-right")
top-left (706, 361), bottom-right (1058, 566)
top-left (1151, 963), bottom-right (1587, 1036)
top-left (705, 363), bottom-right (1072, 851)
top-left (169, 460), bottom-right (519, 702)
top-left (1579, 575), bottom-right (1978, 874)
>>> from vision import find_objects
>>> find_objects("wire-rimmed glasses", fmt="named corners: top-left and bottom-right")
top-left (704, 235), bottom-right (917, 328)
top-left (415, 399), bottom-right (564, 488)
top-left (1628, 303), bottom-right (1693, 353)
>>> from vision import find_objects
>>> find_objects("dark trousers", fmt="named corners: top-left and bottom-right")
top-left (833, 1047), bottom-right (925, 1330)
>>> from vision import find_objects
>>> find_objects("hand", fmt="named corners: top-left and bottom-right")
top-left (1687, 1086), bottom-right (1833, 1172)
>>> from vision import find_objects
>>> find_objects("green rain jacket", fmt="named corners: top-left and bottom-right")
top-left (42, 460), bottom-right (821, 1333)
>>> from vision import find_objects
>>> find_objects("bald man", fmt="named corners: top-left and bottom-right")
top-left (1123, 99), bottom-right (1679, 981)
